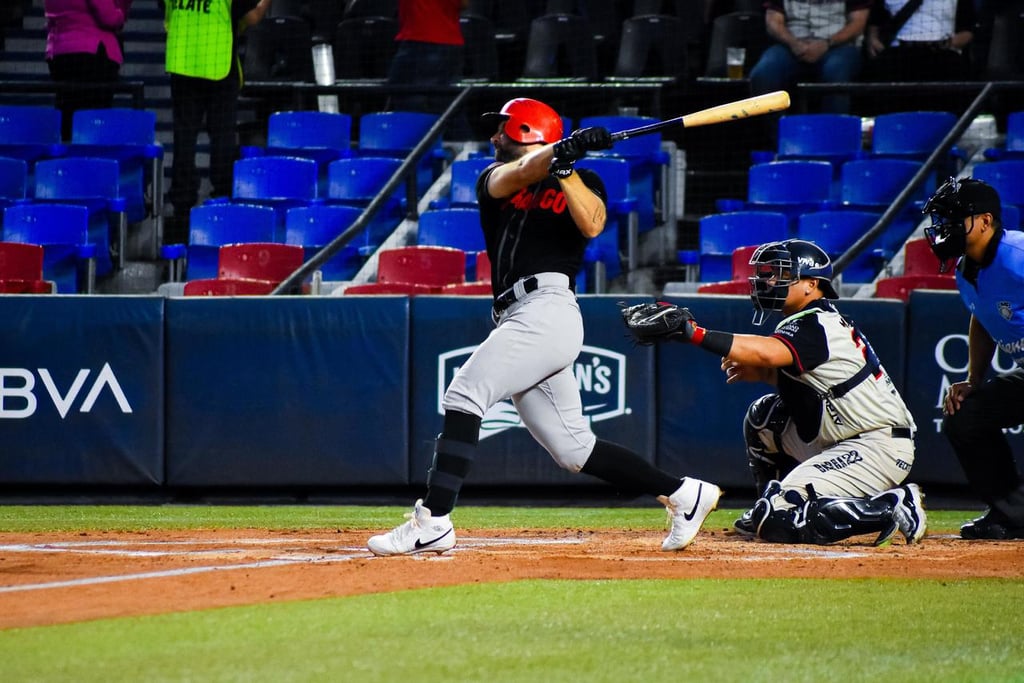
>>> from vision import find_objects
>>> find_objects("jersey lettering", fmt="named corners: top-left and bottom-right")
top-left (172, 0), bottom-right (212, 11)
top-left (508, 187), bottom-right (568, 214)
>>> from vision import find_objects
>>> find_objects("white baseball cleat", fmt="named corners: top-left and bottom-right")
top-left (886, 483), bottom-right (927, 544)
top-left (658, 477), bottom-right (722, 551)
top-left (367, 499), bottom-right (456, 556)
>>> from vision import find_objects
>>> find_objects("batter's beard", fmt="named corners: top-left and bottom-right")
top-left (495, 147), bottom-right (517, 163)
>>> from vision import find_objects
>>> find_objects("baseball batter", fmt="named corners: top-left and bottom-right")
top-left (623, 239), bottom-right (927, 545)
top-left (368, 98), bottom-right (721, 556)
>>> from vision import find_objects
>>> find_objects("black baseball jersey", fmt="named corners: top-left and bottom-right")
top-left (772, 299), bottom-right (916, 446)
top-left (476, 165), bottom-right (606, 295)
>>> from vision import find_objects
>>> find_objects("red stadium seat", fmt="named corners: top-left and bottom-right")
top-left (874, 274), bottom-right (957, 301)
top-left (697, 279), bottom-right (749, 294)
top-left (344, 282), bottom-right (440, 295)
top-left (183, 278), bottom-right (277, 296)
top-left (441, 281), bottom-right (493, 295)
top-left (217, 242), bottom-right (305, 284)
top-left (475, 250), bottom-right (491, 283)
top-left (377, 245), bottom-right (466, 287)
top-left (902, 236), bottom-right (947, 276)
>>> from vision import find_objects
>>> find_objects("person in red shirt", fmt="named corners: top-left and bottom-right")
top-left (386, 0), bottom-right (469, 136)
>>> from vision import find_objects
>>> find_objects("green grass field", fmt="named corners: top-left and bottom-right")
top-left (1, 506), bottom-right (1022, 683)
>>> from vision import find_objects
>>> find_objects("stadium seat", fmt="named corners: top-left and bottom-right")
top-left (579, 113), bottom-right (670, 232)
top-left (217, 242), bottom-right (305, 283)
top-left (459, 12), bottom-right (500, 81)
top-left (704, 11), bottom-right (771, 78)
top-left (33, 156), bottom-right (126, 274)
top-left (903, 236), bottom-right (947, 276)
top-left (416, 207), bottom-right (485, 280)
top-left (1, 202), bottom-right (97, 293)
top-left (0, 105), bottom-right (64, 168)
top-left (242, 16), bottom-right (315, 82)
top-left (745, 161), bottom-right (834, 224)
top-left (433, 155), bottom-right (492, 209)
top-left (839, 157), bottom-right (933, 254)
top-left (983, 111), bottom-right (1024, 160)
top-left (774, 114), bottom-right (863, 191)
top-left (332, 15), bottom-right (399, 79)
top-left (284, 203), bottom-right (365, 281)
top-left (576, 156), bottom-right (639, 289)
top-left (0, 156), bottom-right (28, 215)
top-left (796, 209), bottom-right (888, 284)
top-left (346, 245), bottom-right (466, 294)
top-left (231, 155), bottom-right (319, 239)
top-left (183, 277), bottom-right (277, 296)
top-left (696, 245), bottom-right (758, 294)
top-left (67, 108), bottom-right (164, 225)
top-left (475, 249), bottom-right (491, 282)
top-left (971, 160), bottom-right (1024, 209)
top-left (874, 274), bottom-right (957, 301)
top-left (699, 210), bottom-right (788, 282)
top-left (326, 156), bottom-right (405, 254)
top-left (519, 13), bottom-right (598, 80)
top-left (0, 241), bottom-right (52, 293)
top-left (870, 110), bottom-right (963, 177)
top-left (610, 13), bottom-right (686, 81)
top-left (356, 111), bottom-right (446, 196)
top-left (179, 202), bottom-right (278, 280)
top-left (250, 111), bottom-right (354, 195)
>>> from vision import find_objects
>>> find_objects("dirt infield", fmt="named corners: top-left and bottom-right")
top-left (2, 526), bottom-right (1023, 629)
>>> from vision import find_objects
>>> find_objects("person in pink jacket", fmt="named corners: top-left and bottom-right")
top-left (44, 0), bottom-right (129, 140)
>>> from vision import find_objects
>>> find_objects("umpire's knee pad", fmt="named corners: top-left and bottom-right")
top-left (744, 394), bottom-right (798, 492)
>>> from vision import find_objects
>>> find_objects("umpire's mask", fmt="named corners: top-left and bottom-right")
top-left (923, 177), bottom-right (1002, 273)
top-left (748, 239), bottom-right (837, 326)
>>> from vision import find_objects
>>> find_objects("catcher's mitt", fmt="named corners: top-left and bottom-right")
top-left (620, 301), bottom-right (695, 345)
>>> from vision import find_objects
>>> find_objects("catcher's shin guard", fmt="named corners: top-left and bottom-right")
top-left (751, 485), bottom-right (901, 545)
top-left (743, 394), bottom-right (799, 493)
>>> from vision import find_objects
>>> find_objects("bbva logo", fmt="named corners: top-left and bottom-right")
top-left (0, 363), bottom-right (133, 419)
top-left (437, 345), bottom-right (628, 439)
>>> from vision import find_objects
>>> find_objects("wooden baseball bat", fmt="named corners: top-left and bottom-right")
top-left (608, 91), bottom-right (791, 142)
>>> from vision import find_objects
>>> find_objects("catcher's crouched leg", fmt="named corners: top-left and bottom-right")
top-left (748, 486), bottom-right (904, 545)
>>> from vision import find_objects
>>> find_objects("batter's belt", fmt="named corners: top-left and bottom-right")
top-left (492, 272), bottom-right (570, 316)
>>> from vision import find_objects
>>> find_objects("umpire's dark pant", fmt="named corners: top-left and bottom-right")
top-left (168, 72), bottom-right (239, 217)
top-left (944, 366), bottom-right (1024, 512)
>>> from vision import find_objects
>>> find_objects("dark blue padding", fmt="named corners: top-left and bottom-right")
top-left (0, 295), bottom-right (164, 485)
top-left (165, 296), bottom-right (410, 486)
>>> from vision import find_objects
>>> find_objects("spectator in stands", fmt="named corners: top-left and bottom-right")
top-left (862, 0), bottom-right (975, 84)
top-left (748, 0), bottom-right (870, 114)
top-left (386, 0), bottom-right (469, 138)
top-left (44, 0), bottom-right (129, 140)
top-left (162, 0), bottom-right (272, 243)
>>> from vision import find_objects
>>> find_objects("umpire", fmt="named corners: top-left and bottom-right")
top-left (924, 177), bottom-right (1024, 540)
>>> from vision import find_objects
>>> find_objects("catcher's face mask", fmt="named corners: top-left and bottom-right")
top-left (748, 242), bottom-right (798, 326)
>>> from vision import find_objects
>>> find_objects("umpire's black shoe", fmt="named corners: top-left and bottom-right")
top-left (960, 509), bottom-right (1024, 540)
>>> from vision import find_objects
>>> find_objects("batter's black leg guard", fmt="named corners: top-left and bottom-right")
top-left (581, 440), bottom-right (681, 497)
top-left (743, 394), bottom-right (799, 494)
top-left (422, 410), bottom-right (480, 516)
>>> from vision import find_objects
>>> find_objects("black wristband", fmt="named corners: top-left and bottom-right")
top-left (699, 330), bottom-right (734, 356)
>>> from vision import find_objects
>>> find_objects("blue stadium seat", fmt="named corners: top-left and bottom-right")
top-left (66, 108), bottom-right (163, 224)
top-left (971, 160), bottom-right (1024, 209)
top-left (699, 210), bottom-right (788, 282)
top-left (0, 156), bottom-right (28, 218)
top-left (417, 206), bottom-right (484, 281)
top-left (254, 111), bottom-right (354, 195)
top-left (745, 160), bottom-right (834, 227)
top-left (579, 114), bottom-right (670, 233)
top-left (796, 210), bottom-right (889, 284)
top-left (33, 156), bottom-right (126, 275)
top-left (839, 157), bottom-right (931, 252)
top-left (356, 111), bottom-right (446, 195)
top-left (982, 111), bottom-right (1024, 160)
top-left (326, 156), bottom-right (405, 254)
top-left (434, 155), bottom-right (493, 209)
top-left (776, 114), bottom-right (864, 165)
top-left (0, 105), bottom-right (64, 170)
top-left (576, 156), bottom-right (639, 290)
top-left (2, 202), bottom-right (97, 293)
top-left (231, 155), bottom-right (319, 239)
top-left (183, 202), bottom-right (277, 280)
top-left (870, 110), bottom-right (962, 177)
top-left (284, 203), bottom-right (364, 281)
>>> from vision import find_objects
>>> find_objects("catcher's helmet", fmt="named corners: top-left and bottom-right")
top-left (480, 98), bottom-right (563, 144)
top-left (923, 177), bottom-right (1002, 272)
top-left (748, 239), bottom-right (838, 325)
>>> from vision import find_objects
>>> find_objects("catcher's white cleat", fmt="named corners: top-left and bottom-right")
top-left (367, 499), bottom-right (456, 556)
top-left (658, 477), bottom-right (722, 551)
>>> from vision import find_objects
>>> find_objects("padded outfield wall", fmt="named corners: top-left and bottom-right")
top-left (1, 292), bottom-right (1021, 492)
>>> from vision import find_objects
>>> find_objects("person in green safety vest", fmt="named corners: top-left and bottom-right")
top-left (162, 0), bottom-right (271, 243)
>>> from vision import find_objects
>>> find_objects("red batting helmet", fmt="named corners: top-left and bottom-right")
top-left (480, 98), bottom-right (563, 144)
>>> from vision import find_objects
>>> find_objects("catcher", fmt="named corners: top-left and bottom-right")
top-left (622, 238), bottom-right (927, 545)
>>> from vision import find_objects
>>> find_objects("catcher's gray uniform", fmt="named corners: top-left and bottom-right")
top-left (748, 299), bottom-right (917, 508)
